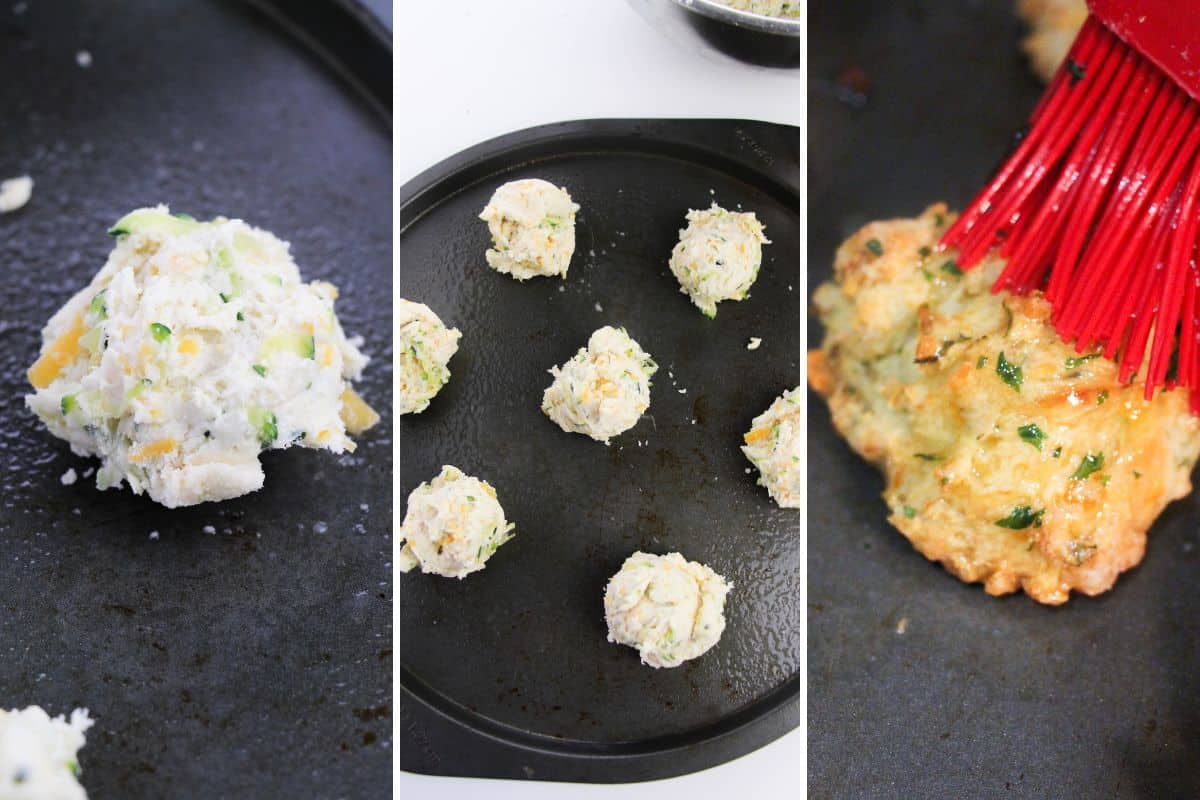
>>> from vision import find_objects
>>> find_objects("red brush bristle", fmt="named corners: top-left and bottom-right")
top-left (941, 15), bottom-right (1200, 408)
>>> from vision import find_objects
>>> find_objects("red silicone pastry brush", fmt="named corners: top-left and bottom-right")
top-left (940, 0), bottom-right (1200, 409)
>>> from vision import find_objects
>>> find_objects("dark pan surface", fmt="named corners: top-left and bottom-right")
top-left (0, 2), bottom-right (391, 797)
top-left (399, 119), bottom-right (800, 782)
top-left (809, 2), bottom-right (1200, 798)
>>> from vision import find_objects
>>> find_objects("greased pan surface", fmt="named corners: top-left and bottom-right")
top-left (0, 2), bottom-right (391, 797)
top-left (399, 119), bottom-right (800, 782)
top-left (809, 2), bottom-right (1200, 797)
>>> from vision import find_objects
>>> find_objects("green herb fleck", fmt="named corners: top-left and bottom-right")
top-left (1065, 353), bottom-right (1099, 368)
top-left (252, 365), bottom-right (267, 377)
top-left (976, 356), bottom-right (988, 369)
top-left (302, 335), bottom-right (316, 359)
top-left (1017, 423), bottom-right (1045, 450)
top-left (60, 394), bottom-right (76, 415)
top-left (1071, 452), bottom-right (1105, 480)
top-left (941, 260), bottom-right (963, 277)
top-left (935, 212), bottom-right (946, 227)
top-left (918, 246), bottom-right (932, 258)
top-left (865, 238), bottom-right (884, 257)
top-left (1134, 470), bottom-right (1142, 479)
top-left (1101, 474), bottom-right (1112, 487)
top-left (236, 311), bottom-right (245, 321)
top-left (996, 351), bottom-right (1023, 392)
top-left (914, 453), bottom-right (940, 461)
top-left (219, 292), bottom-right (230, 303)
top-left (902, 505), bottom-right (916, 519)
top-left (921, 268), bottom-right (934, 282)
top-left (995, 506), bottom-right (1045, 529)
top-left (149, 322), bottom-right (171, 342)
top-left (1053, 446), bottom-right (1062, 458)
top-left (1096, 390), bottom-right (1109, 405)
top-left (467, 496), bottom-right (476, 502)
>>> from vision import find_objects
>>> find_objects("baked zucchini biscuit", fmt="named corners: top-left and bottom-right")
top-left (1017, 0), bottom-right (1087, 83)
top-left (809, 204), bottom-right (1200, 604)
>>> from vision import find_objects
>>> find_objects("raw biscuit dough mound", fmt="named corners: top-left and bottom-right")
top-left (541, 326), bottom-right (657, 444)
top-left (809, 203), bottom-right (1200, 604)
top-left (0, 706), bottom-right (93, 800)
top-left (399, 465), bottom-right (515, 579)
top-left (742, 387), bottom-right (802, 508)
top-left (478, 178), bottom-right (580, 280)
top-left (398, 299), bottom-right (462, 415)
top-left (669, 203), bottom-right (769, 318)
top-left (604, 551), bottom-right (732, 669)
top-left (25, 206), bottom-right (376, 508)
top-left (718, 0), bottom-right (800, 18)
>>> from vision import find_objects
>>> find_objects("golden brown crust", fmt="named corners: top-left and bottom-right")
top-left (1017, 0), bottom-right (1088, 83)
top-left (810, 205), bottom-right (1200, 604)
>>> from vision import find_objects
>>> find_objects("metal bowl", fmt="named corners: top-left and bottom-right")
top-left (628, 0), bottom-right (801, 68)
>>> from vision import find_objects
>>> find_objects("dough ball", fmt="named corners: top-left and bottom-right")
top-left (0, 706), bottom-right (93, 800)
top-left (399, 465), bottom-right (515, 579)
top-left (604, 551), bottom-right (732, 669)
top-left (742, 387), bottom-right (802, 508)
top-left (479, 178), bottom-right (580, 280)
top-left (542, 326), bottom-right (657, 444)
top-left (669, 204), bottom-right (769, 318)
top-left (398, 299), bottom-right (461, 414)
top-left (24, 206), bottom-right (375, 508)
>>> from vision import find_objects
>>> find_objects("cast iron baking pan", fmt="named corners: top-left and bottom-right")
top-left (399, 119), bottom-right (800, 782)
top-left (809, 2), bottom-right (1200, 798)
top-left (0, 2), bottom-right (391, 797)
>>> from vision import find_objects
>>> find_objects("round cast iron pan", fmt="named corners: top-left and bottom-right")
top-left (399, 118), bottom-right (800, 782)
top-left (0, 2), bottom-right (391, 797)
top-left (809, 1), bottom-right (1200, 797)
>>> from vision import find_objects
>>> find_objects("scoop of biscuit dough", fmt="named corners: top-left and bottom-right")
top-left (604, 551), bottom-right (731, 668)
top-left (25, 206), bottom-right (375, 508)
top-left (668, 204), bottom-right (769, 318)
top-left (398, 298), bottom-right (461, 415)
top-left (742, 387), bottom-right (802, 508)
top-left (399, 465), bottom-right (515, 579)
top-left (0, 706), bottom-right (93, 800)
top-left (541, 326), bottom-right (657, 444)
top-left (479, 178), bottom-right (579, 280)
top-left (809, 204), bottom-right (1200, 604)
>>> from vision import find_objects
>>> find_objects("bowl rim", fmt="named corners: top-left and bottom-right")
top-left (668, 0), bottom-right (802, 36)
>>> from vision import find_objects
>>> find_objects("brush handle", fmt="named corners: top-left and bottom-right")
top-left (1089, 0), bottom-right (1200, 100)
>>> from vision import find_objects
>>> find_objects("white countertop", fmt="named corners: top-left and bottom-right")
top-left (397, 0), bottom-right (801, 185)
top-left (396, 1), bottom-right (802, 795)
